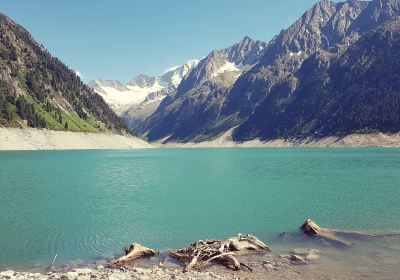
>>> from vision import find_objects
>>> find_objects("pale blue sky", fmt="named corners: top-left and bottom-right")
top-left (0, 0), bottom-right (325, 82)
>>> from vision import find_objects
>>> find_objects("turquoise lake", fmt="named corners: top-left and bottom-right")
top-left (0, 148), bottom-right (399, 270)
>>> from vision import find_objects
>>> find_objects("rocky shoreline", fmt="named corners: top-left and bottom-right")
top-left (159, 131), bottom-right (400, 148)
top-left (1, 127), bottom-right (400, 151)
top-left (0, 254), bottom-right (313, 280)
top-left (0, 266), bottom-right (235, 280)
top-left (0, 128), bottom-right (151, 150)
top-left (1, 220), bottom-right (398, 280)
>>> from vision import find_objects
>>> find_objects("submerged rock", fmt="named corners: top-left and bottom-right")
top-left (300, 219), bottom-right (354, 246)
top-left (292, 248), bottom-right (320, 261)
top-left (289, 255), bottom-right (308, 265)
top-left (110, 243), bottom-right (156, 267)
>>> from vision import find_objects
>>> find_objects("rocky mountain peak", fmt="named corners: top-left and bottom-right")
top-left (128, 74), bottom-right (156, 88)
top-left (368, 0), bottom-right (400, 20)
top-left (176, 37), bottom-right (267, 95)
top-left (227, 36), bottom-right (267, 65)
top-left (131, 0), bottom-right (400, 143)
top-left (259, 0), bottom-right (400, 66)
top-left (89, 80), bottom-right (127, 91)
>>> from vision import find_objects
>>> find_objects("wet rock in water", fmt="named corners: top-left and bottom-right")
top-left (301, 219), bottom-right (321, 235)
top-left (110, 243), bottom-right (156, 267)
top-left (300, 219), bottom-right (354, 246)
top-left (292, 248), bottom-right (320, 261)
top-left (289, 254), bottom-right (308, 265)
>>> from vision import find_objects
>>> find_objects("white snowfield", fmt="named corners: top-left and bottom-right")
top-left (0, 128), bottom-right (152, 150)
top-left (99, 84), bottom-right (164, 114)
top-left (167, 59), bottom-right (199, 87)
top-left (212, 61), bottom-right (241, 78)
top-left (91, 59), bottom-right (199, 115)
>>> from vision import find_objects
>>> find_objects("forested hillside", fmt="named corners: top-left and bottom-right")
top-left (0, 13), bottom-right (127, 133)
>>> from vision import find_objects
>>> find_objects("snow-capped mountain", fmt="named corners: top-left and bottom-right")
top-left (89, 59), bottom-right (198, 115)
top-left (128, 60), bottom-right (198, 89)
top-left (135, 36), bottom-right (268, 140)
top-left (177, 36), bottom-right (267, 95)
top-left (88, 79), bottom-right (164, 115)
top-left (137, 0), bottom-right (400, 143)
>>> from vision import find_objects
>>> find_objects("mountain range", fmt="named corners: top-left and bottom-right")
top-left (88, 60), bottom-right (198, 131)
top-left (1, 0), bottom-right (400, 144)
top-left (124, 0), bottom-right (400, 143)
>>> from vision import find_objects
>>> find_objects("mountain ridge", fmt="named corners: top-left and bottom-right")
top-left (137, 36), bottom-right (268, 141)
top-left (0, 12), bottom-right (127, 134)
top-left (89, 59), bottom-right (199, 115)
top-left (233, 15), bottom-right (400, 141)
top-left (135, 0), bottom-right (400, 143)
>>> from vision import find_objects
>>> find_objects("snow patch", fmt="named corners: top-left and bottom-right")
top-left (91, 59), bottom-right (199, 114)
top-left (94, 83), bottom-right (165, 114)
top-left (212, 61), bottom-right (240, 78)
top-left (289, 51), bottom-right (302, 57)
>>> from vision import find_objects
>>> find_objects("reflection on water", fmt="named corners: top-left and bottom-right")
top-left (0, 148), bottom-right (399, 276)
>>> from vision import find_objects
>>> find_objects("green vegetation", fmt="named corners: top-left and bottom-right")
top-left (0, 13), bottom-right (127, 133)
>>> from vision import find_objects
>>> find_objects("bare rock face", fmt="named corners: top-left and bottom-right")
top-left (128, 74), bottom-right (156, 88)
top-left (136, 0), bottom-right (400, 144)
top-left (292, 248), bottom-right (320, 261)
top-left (135, 36), bottom-right (268, 142)
top-left (289, 254), bottom-right (308, 265)
top-left (223, 0), bottom-right (400, 118)
top-left (178, 36), bottom-right (267, 94)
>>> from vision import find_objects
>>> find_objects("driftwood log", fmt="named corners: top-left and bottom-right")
top-left (169, 234), bottom-right (270, 272)
top-left (110, 243), bottom-right (156, 267)
top-left (301, 219), bottom-right (377, 247)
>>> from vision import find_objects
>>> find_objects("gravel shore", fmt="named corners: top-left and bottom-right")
top-left (0, 128), bottom-right (151, 150)
top-left (0, 257), bottom-right (309, 280)
top-left (1, 127), bottom-right (399, 151)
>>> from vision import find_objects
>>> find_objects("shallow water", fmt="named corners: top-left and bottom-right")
top-left (0, 148), bottom-right (399, 271)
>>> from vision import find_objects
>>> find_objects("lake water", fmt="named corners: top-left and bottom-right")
top-left (0, 148), bottom-right (399, 272)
